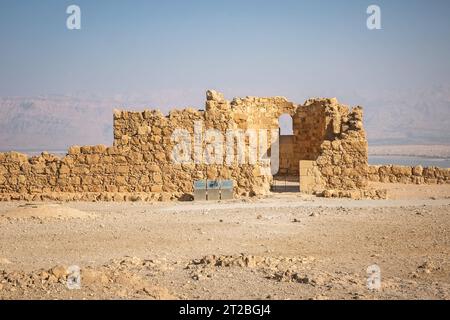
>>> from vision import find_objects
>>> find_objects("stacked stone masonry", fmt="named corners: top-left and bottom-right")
top-left (278, 135), bottom-right (298, 175)
top-left (0, 90), bottom-right (448, 201)
top-left (367, 165), bottom-right (450, 184)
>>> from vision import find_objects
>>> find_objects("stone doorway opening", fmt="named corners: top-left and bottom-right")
top-left (272, 113), bottom-right (299, 192)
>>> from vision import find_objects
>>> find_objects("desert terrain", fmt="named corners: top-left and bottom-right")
top-left (0, 182), bottom-right (449, 300)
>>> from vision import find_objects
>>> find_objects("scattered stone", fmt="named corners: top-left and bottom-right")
top-left (82, 269), bottom-right (109, 287)
top-left (417, 260), bottom-right (439, 274)
top-left (269, 269), bottom-right (313, 285)
top-left (50, 266), bottom-right (68, 280)
top-left (191, 274), bottom-right (202, 281)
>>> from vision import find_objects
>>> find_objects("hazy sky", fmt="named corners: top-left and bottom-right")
top-left (1, 0), bottom-right (450, 105)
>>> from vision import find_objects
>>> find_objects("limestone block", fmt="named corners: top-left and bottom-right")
top-left (412, 165), bottom-right (423, 176)
top-left (119, 135), bottom-right (131, 146)
top-left (68, 146), bottom-right (81, 155)
top-left (92, 145), bottom-right (107, 154)
top-left (86, 154), bottom-right (100, 165)
top-left (59, 165), bottom-right (71, 174)
top-left (391, 165), bottom-right (412, 176)
top-left (206, 90), bottom-right (225, 102)
top-left (115, 166), bottom-right (129, 174)
top-left (16, 175), bottom-right (26, 184)
top-left (113, 109), bottom-right (122, 120)
top-left (80, 146), bottom-right (92, 154)
top-left (154, 152), bottom-right (166, 162)
top-left (151, 185), bottom-right (163, 192)
top-left (152, 127), bottom-right (162, 136)
top-left (148, 164), bottom-right (161, 172)
top-left (137, 125), bottom-right (151, 135)
top-left (0, 165), bottom-right (7, 175)
top-left (115, 176), bottom-right (127, 185)
top-left (153, 173), bottom-right (162, 183)
top-left (331, 140), bottom-right (341, 151)
top-left (106, 147), bottom-right (121, 155)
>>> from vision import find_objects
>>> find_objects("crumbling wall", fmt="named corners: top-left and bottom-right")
top-left (0, 146), bottom-right (175, 201)
top-left (112, 99), bottom-right (273, 198)
top-left (278, 136), bottom-right (297, 174)
top-left (293, 100), bottom-right (329, 162)
top-left (0, 90), bottom-right (381, 201)
top-left (367, 165), bottom-right (450, 184)
top-left (299, 99), bottom-right (369, 193)
top-left (0, 152), bottom-right (60, 196)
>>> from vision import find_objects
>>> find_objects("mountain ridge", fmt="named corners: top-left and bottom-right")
top-left (1, 88), bottom-right (449, 151)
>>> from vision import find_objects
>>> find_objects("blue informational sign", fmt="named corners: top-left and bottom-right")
top-left (194, 180), bottom-right (207, 190)
top-left (207, 180), bottom-right (220, 190)
top-left (220, 179), bottom-right (233, 190)
top-left (193, 179), bottom-right (234, 201)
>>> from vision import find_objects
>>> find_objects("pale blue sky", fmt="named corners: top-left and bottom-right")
top-left (1, 0), bottom-right (450, 105)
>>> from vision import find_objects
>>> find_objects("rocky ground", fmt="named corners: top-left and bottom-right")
top-left (0, 182), bottom-right (449, 300)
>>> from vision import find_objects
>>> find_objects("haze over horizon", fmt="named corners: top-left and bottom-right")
top-left (1, 0), bottom-right (449, 150)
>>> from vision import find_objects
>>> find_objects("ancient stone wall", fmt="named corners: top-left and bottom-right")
top-left (0, 90), bottom-right (377, 201)
top-left (112, 97), bottom-right (273, 198)
top-left (278, 135), bottom-right (297, 175)
top-left (302, 99), bottom-right (369, 192)
top-left (367, 165), bottom-right (450, 184)
top-left (0, 146), bottom-right (172, 201)
top-left (299, 160), bottom-right (325, 193)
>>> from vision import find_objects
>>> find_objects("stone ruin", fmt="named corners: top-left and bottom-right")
top-left (0, 90), bottom-right (448, 201)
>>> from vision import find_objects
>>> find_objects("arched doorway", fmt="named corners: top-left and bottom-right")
top-left (279, 113), bottom-right (293, 135)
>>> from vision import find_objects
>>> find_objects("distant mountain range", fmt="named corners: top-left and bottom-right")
top-left (361, 86), bottom-right (450, 146)
top-left (0, 87), bottom-right (449, 153)
top-left (0, 93), bottom-right (183, 151)
top-left (0, 95), bottom-right (115, 151)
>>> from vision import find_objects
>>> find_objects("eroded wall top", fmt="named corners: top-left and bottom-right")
top-left (0, 90), bottom-right (410, 201)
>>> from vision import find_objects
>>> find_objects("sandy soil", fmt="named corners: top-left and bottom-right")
top-left (0, 183), bottom-right (449, 300)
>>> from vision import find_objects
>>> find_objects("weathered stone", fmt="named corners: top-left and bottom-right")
top-left (413, 165), bottom-right (423, 176)
top-left (137, 125), bottom-right (151, 136)
top-left (206, 90), bottom-right (225, 102)
top-left (0, 90), bottom-right (447, 202)
top-left (148, 164), bottom-right (161, 172)
top-left (68, 145), bottom-right (81, 155)
top-left (151, 185), bottom-right (163, 192)
top-left (50, 265), bottom-right (68, 279)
